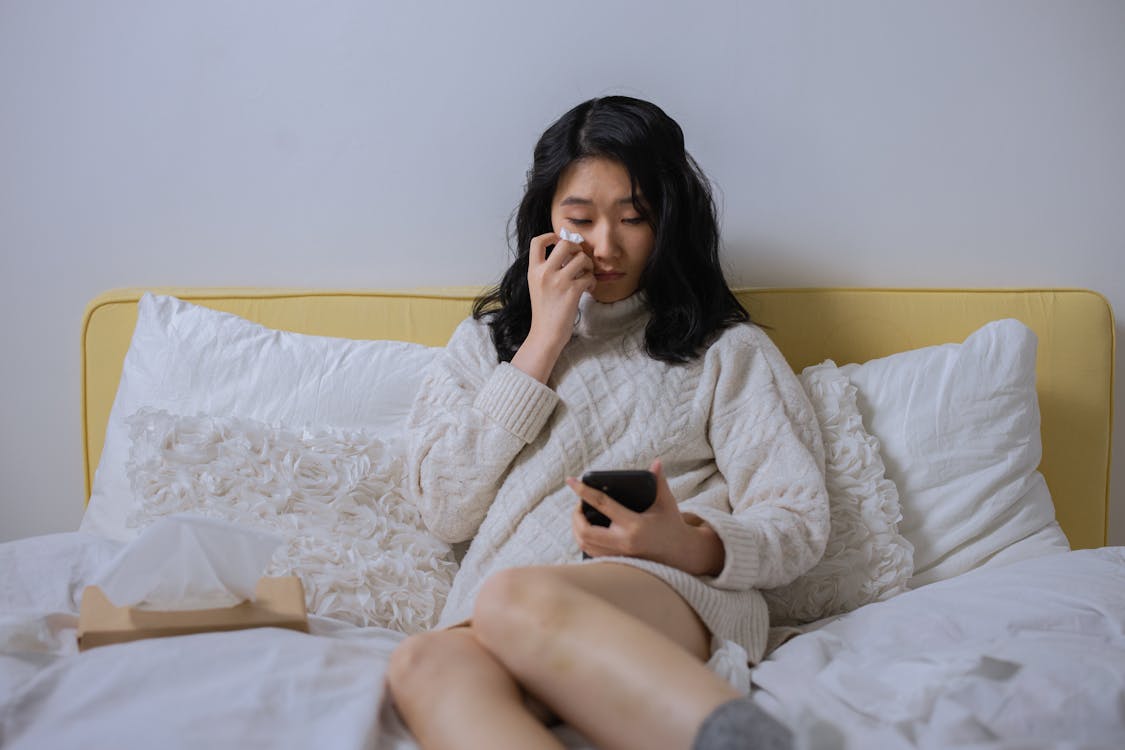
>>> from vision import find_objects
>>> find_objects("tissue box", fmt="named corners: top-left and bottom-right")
top-left (77, 576), bottom-right (309, 651)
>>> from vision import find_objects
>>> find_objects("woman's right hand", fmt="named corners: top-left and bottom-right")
top-left (511, 231), bottom-right (595, 383)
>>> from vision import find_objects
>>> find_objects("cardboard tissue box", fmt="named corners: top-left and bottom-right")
top-left (78, 575), bottom-right (308, 651)
top-left (77, 515), bottom-right (307, 651)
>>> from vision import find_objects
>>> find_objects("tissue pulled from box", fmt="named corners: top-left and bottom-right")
top-left (90, 514), bottom-right (282, 610)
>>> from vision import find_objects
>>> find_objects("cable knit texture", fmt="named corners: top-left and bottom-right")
top-left (405, 293), bottom-right (830, 663)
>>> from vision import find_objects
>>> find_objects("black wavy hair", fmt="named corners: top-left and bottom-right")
top-left (473, 95), bottom-right (749, 364)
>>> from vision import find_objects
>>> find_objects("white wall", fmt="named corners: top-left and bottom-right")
top-left (2, 0), bottom-right (1123, 545)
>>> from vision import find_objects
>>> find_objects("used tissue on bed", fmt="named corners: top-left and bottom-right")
top-left (78, 515), bottom-right (308, 650)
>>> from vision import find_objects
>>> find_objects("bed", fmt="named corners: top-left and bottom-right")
top-left (1, 287), bottom-right (1120, 749)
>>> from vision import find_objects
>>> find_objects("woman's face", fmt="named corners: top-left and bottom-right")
top-left (550, 157), bottom-right (655, 304)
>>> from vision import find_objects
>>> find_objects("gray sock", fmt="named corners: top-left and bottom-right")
top-left (692, 698), bottom-right (794, 750)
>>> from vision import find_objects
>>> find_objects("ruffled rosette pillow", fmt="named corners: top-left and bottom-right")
top-left (763, 362), bottom-right (913, 625)
top-left (125, 408), bottom-right (456, 634)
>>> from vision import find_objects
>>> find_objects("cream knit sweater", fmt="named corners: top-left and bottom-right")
top-left (405, 293), bottom-right (829, 662)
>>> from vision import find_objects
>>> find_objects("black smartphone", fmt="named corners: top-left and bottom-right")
top-left (580, 470), bottom-right (657, 527)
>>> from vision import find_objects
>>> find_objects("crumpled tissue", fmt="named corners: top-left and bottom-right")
top-left (90, 514), bottom-right (282, 610)
top-left (558, 227), bottom-right (585, 244)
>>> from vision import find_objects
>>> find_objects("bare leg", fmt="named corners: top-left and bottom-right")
top-left (471, 563), bottom-right (742, 750)
top-left (386, 628), bottom-right (564, 750)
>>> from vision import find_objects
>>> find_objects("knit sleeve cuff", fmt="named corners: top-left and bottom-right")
top-left (473, 362), bottom-right (560, 444)
top-left (688, 505), bottom-right (762, 591)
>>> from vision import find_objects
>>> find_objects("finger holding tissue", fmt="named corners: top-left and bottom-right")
top-left (90, 514), bottom-right (282, 610)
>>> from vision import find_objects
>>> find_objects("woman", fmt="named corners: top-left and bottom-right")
top-left (387, 96), bottom-right (827, 750)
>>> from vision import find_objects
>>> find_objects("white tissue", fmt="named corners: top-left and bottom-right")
top-left (558, 227), bottom-right (585, 244)
top-left (91, 514), bottom-right (282, 610)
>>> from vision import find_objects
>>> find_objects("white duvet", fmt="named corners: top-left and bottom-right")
top-left (1, 533), bottom-right (1123, 749)
top-left (755, 547), bottom-right (1125, 749)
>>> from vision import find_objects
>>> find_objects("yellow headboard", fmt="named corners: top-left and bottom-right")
top-left (82, 287), bottom-right (1115, 548)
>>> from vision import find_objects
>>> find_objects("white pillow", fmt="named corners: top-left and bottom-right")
top-left (764, 363), bottom-right (914, 625)
top-left (125, 409), bottom-right (457, 633)
top-left (837, 319), bottom-right (1069, 587)
top-left (82, 293), bottom-right (440, 541)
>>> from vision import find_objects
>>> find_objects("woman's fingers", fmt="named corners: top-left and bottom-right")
top-left (568, 477), bottom-right (620, 556)
top-left (552, 242), bottom-right (592, 282)
top-left (529, 232), bottom-right (594, 289)
top-left (565, 250), bottom-right (595, 284)
top-left (648, 459), bottom-right (679, 513)
top-left (566, 477), bottom-right (625, 523)
top-left (567, 460), bottom-right (695, 563)
top-left (528, 232), bottom-right (557, 268)
top-left (529, 231), bottom-right (583, 267)
top-left (567, 477), bottom-right (649, 557)
top-left (570, 502), bottom-right (624, 558)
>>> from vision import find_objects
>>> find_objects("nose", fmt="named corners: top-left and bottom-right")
top-left (586, 222), bottom-right (620, 261)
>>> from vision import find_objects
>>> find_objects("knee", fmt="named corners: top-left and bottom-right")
top-left (472, 567), bottom-right (577, 655)
top-left (386, 631), bottom-right (462, 709)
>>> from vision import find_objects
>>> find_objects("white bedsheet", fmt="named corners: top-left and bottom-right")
top-left (0, 533), bottom-right (404, 750)
top-left (0, 532), bottom-right (595, 750)
top-left (754, 547), bottom-right (1125, 749)
top-left (2, 533), bottom-right (1123, 749)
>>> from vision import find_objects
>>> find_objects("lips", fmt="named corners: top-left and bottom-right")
top-left (594, 271), bottom-right (625, 282)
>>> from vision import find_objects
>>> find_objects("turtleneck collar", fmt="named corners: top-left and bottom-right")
top-left (573, 292), bottom-right (648, 339)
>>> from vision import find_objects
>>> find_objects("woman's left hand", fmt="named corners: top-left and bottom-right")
top-left (568, 459), bottom-right (726, 576)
